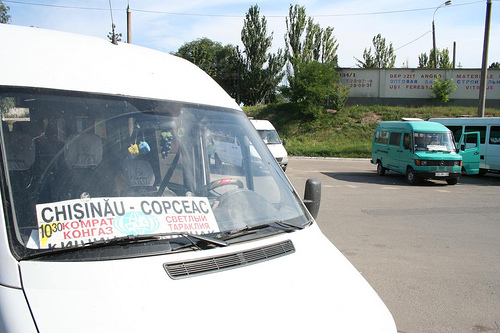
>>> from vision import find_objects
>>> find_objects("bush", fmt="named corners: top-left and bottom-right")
top-left (431, 77), bottom-right (456, 103)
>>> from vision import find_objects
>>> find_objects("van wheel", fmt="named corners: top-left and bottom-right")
top-left (446, 178), bottom-right (459, 185)
top-left (406, 168), bottom-right (419, 185)
top-left (376, 162), bottom-right (386, 176)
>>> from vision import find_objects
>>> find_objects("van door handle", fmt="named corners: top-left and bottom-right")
top-left (397, 150), bottom-right (403, 153)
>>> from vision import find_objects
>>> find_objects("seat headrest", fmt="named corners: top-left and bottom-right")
top-left (5, 133), bottom-right (36, 171)
top-left (64, 133), bottom-right (103, 168)
top-left (122, 159), bottom-right (155, 187)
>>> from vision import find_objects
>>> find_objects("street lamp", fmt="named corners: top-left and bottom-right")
top-left (432, 0), bottom-right (452, 68)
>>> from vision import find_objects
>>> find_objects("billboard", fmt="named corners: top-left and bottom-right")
top-left (338, 68), bottom-right (500, 100)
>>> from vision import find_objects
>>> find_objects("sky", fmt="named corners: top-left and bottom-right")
top-left (3, 0), bottom-right (500, 68)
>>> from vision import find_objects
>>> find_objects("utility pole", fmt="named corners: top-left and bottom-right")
top-left (478, 0), bottom-right (492, 117)
top-left (453, 41), bottom-right (456, 69)
top-left (432, 1), bottom-right (452, 69)
top-left (127, 3), bottom-right (132, 44)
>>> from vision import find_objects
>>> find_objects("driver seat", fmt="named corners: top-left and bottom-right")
top-left (117, 159), bottom-right (157, 197)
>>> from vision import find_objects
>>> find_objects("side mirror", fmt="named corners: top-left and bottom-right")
top-left (303, 178), bottom-right (321, 219)
top-left (282, 138), bottom-right (287, 146)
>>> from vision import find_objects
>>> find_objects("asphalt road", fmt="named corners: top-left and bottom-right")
top-left (286, 157), bottom-right (500, 333)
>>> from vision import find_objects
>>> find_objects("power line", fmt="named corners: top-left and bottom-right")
top-left (394, 30), bottom-right (432, 51)
top-left (3, 0), bottom-right (486, 18)
top-left (4, 0), bottom-right (109, 11)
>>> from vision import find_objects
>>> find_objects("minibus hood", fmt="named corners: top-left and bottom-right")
top-left (414, 151), bottom-right (457, 158)
top-left (20, 225), bottom-right (396, 332)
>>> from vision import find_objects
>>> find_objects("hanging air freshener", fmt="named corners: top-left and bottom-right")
top-left (139, 132), bottom-right (150, 155)
top-left (128, 143), bottom-right (139, 156)
top-left (139, 141), bottom-right (150, 154)
top-left (128, 126), bottom-right (140, 157)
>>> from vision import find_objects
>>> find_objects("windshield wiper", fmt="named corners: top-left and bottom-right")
top-left (23, 232), bottom-right (226, 259)
top-left (82, 232), bottom-right (227, 250)
top-left (217, 220), bottom-right (305, 241)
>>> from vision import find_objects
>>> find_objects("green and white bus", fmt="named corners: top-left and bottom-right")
top-left (371, 120), bottom-right (480, 185)
top-left (429, 117), bottom-right (500, 174)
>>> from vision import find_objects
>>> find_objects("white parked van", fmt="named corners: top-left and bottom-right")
top-left (0, 25), bottom-right (396, 332)
top-left (250, 119), bottom-right (288, 171)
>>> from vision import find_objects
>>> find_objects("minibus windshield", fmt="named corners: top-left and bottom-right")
top-left (257, 130), bottom-right (281, 144)
top-left (414, 132), bottom-right (456, 152)
top-left (0, 90), bottom-right (309, 259)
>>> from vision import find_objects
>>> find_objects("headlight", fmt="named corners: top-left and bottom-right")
top-left (454, 160), bottom-right (462, 167)
top-left (415, 160), bottom-right (428, 166)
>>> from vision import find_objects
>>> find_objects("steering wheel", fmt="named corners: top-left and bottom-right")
top-left (208, 178), bottom-right (244, 191)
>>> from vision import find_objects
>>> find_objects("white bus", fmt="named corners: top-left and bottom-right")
top-left (429, 117), bottom-right (500, 174)
top-left (0, 25), bottom-right (396, 332)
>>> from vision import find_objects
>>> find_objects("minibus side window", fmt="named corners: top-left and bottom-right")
top-left (447, 126), bottom-right (462, 142)
top-left (403, 133), bottom-right (411, 149)
top-left (489, 126), bottom-right (500, 144)
top-left (465, 126), bottom-right (486, 144)
top-left (389, 132), bottom-right (401, 146)
top-left (465, 132), bottom-right (478, 148)
top-left (375, 131), bottom-right (389, 144)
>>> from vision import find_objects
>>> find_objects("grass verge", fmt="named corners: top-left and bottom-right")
top-left (244, 104), bottom-right (500, 158)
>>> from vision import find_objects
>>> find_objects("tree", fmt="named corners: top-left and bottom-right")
top-left (418, 53), bottom-right (429, 68)
top-left (418, 48), bottom-right (452, 69)
top-left (355, 34), bottom-right (396, 68)
top-left (176, 38), bottom-right (226, 77)
top-left (107, 31), bottom-right (122, 43)
top-left (489, 62), bottom-right (500, 69)
top-left (289, 61), bottom-right (348, 117)
top-left (240, 5), bottom-right (285, 105)
top-left (283, 4), bottom-right (341, 110)
top-left (176, 38), bottom-right (241, 102)
top-left (1, 0), bottom-right (11, 24)
top-left (284, 4), bottom-right (338, 73)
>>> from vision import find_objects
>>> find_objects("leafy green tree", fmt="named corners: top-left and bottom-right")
top-left (176, 38), bottom-right (241, 102)
top-left (283, 4), bottom-right (342, 114)
top-left (437, 48), bottom-right (451, 68)
top-left (240, 5), bottom-right (285, 105)
top-left (418, 48), bottom-right (452, 69)
top-left (489, 62), bottom-right (500, 69)
top-left (289, 61), bottom-right (347, 118)
top-left (355, 34), bottom-right (396, 68)
top-left (285, 4), bottom-right (338, 71)
top-left (1, 0), bottom-right (11, 24)
top-left (284, 4), bottom-right (306, 66)
top-left (357, 48), bottom-right (376, 68)
top-left (176, 38), bottom-right (226, 77)
top-left (418, 53), bottom-right (429, 68)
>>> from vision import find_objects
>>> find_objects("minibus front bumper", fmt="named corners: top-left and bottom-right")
top-left (415, 171), bottom-right (461, 180)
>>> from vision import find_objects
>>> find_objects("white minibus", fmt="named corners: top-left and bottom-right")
top-left (250, 119), bottom-right (288, 171)
top-left (0, 25), bottom-right (396, 332)
top-left (429, 117), bottom-right (500, 174)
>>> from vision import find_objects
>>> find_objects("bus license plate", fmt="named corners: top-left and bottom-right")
top-left (435, 172), bottom-right (449, 177)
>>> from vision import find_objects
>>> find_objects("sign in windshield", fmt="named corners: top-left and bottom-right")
top-left (36, 197), bottom-right (219, 249)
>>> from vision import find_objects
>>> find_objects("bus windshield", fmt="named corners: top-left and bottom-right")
top-left (0, 89), bottom-right (309, 259)
top-left (414, 132), bottom-right (457, 152)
